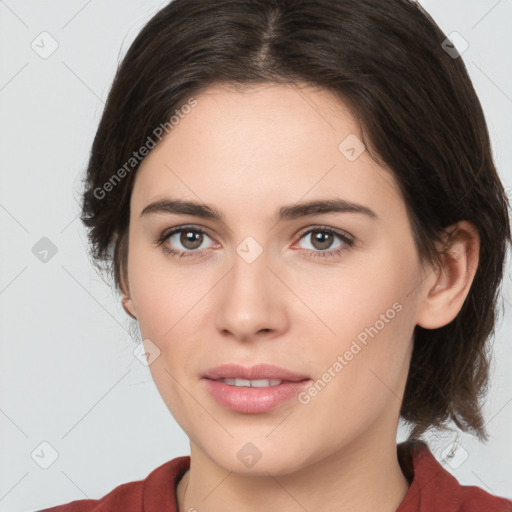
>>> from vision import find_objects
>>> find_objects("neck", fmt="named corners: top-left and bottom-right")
top-left (176, 432), bottom-right (410, 512)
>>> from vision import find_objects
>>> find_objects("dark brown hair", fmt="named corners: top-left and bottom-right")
top-left (80, 0), bottom-right (511, 441)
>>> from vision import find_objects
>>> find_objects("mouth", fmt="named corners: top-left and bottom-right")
top-left (212, 377), bottom-right (293, 387)
top-left (201, 363), bottom-right (312, 413)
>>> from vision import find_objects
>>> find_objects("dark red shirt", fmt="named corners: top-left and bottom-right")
top-left (38, 441), bottom-right (512, 511)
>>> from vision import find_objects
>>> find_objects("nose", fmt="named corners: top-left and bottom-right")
top-left (214, 244), bottom-right (289, 342)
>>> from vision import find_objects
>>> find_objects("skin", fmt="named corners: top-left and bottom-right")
top-left (121, 82), bottom-right (479, 512)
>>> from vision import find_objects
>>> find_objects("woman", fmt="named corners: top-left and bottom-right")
top-left (39, 0), bottom-right (512, 510)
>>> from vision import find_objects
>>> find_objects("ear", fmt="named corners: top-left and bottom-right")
top-left (120, 278), bottom-right (137, 320)
top-left (122, 293), bottom-right (137, 320)
top-left (118, 250), bottom-right (137, 320)
top-left (416, 221), bottom-right (480, 329)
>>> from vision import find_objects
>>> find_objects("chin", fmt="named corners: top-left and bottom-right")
top-left (202, 437), bottom-right (315, 477)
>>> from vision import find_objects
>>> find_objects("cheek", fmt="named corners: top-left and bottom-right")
top-left (126, 239), bottom-right (204, 338)
top-left (289, 251), bottom-right (417, 343)
top-left (299, 249), bottom-right (419, 399)
top-left (296, 301), bottom-right (416, 447)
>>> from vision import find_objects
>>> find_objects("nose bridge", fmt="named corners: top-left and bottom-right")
top-left (214, 235), bottom-right (286, 339)
top-left (230, 236), bottom-right (272, 313)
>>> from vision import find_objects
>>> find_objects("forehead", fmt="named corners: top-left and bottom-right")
top-left (131, 82), bottom-right (403, 220)
top-left (169, 81), bottom-right (359, 156)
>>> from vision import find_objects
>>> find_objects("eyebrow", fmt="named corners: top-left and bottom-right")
top-left (139, 198), bottom-right (378, 222)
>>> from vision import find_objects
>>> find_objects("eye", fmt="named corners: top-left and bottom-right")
top-left (157, 226), bottom-right (217, 258)
top-left (156, 225), bottom-right (354, 260)
top-left (295, 226), bottom-right (354, 258)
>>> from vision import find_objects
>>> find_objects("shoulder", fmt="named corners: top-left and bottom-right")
top-left (397, 441), bottom-right (512, 512)
top-left (36, 456), bottom-right (191, 512)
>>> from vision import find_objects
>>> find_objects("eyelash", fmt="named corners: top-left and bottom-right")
top-left (156, 225), bottom-right (355, 260)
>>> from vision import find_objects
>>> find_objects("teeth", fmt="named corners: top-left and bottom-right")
top-left (219, 378), bottom-right (283, 387)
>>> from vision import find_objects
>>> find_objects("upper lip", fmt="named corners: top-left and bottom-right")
top-left (202, 363), bottom-right (310, 382)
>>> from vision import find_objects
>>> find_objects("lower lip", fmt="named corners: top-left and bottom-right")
top-left (202, 378), bottom-right (312, 413)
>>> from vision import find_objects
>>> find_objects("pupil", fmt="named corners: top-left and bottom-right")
top-left (182, 230), bottom-right (202, 249)
top-left (313, 231), bottom-right (332, 250)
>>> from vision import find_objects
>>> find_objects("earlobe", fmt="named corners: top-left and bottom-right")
top-left (416, 221), bottom-right (480, 330)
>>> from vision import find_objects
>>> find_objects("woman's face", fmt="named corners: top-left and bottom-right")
top-left (123, 83), bottom-right (431, 475)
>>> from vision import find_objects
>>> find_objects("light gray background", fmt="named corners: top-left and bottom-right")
top-left (1, 1), bottom-right (511, 510)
